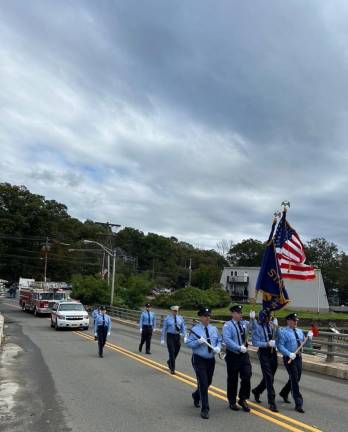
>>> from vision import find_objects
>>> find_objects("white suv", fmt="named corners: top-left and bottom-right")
top-left (51, 301), bottom-right (89, 330)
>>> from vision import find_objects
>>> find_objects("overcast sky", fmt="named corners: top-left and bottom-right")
top-left (1, 1), bottom-right (348, 251)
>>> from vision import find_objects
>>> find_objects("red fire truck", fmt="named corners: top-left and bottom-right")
top-left (19, 282), bottom-right (69, 316)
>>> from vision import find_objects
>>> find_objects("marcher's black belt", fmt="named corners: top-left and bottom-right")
top-left (142, 324), bottom-right (153, 327)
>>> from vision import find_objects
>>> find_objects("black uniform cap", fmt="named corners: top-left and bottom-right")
top-left (100, 305), bottom-right (106, 311)
top-left (286, 312), bottom-right (299, 321)
top-left (197, 307), bottom-right (211, 317)
top-left (230, 304), bottom-right (243, 313)
top-left (145, 303), bottom-right (152, 308)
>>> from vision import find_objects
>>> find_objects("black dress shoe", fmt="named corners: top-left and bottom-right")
top-left (200, 410), bottom-right (209, 419)
top-left (146, 351), bottom-right (152, 355)
top-left (295, 406), bottom-right (305, 413)
top-left (229, 403), bottom-right (240, 411)
top-left (99, 354), bottom-right (103, 358)
top-left (279, 393), bottom-right (291, 404)
top-left (138, 346), bottom-right (142, 353)
top-left (252, 389), bottom-right (261, 403)
top-left (269, 403), bottom-right (279, 412)
top-left (170, 369), bottom-right (175, 375)
top-left (238, 400), bottom-right (251, 412)
top-left (192, 394), bottom-right (200, 408)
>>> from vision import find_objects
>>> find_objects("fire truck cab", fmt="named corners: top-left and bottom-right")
top-left (19, 285), bottom-right (68, 316)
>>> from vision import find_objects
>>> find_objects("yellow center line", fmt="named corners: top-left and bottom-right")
top-left (75, 331), bottom-right (321, 432)
top-left (74, 332), bottom-right (322, 432)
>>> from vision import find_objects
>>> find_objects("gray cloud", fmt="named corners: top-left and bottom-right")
top-left (1, 1), bottom-right (348, 251)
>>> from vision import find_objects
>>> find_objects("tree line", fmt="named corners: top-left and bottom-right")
top-left (1, 183), bottom-right (347, 306)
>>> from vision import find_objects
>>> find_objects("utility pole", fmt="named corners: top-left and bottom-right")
top-left (188, 258), bottom-right (192, 286)
top-left (43, 237), bottom-right (49, 283)
top-left (107, 254), bottom-right (110, 286)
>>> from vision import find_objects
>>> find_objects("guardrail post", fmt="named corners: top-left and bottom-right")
top-left (326, 334), bottom-right (335, 363)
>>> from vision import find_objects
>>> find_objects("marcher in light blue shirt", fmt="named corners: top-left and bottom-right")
top-left (139, 309), bottom-right (156, 329)
top-left (251, 309), bottom-right (279, 412)
top-left (138, 303), bottom-right (156, 354)
top-left (277, 313), bottom-right (313, 413)
top-left (161, 306), bottom-right (187, 374)
top-left (186, 307), bottom-right (221, 420)
top-left (222, 317), bottom-right (250, 353)
top-left (222, 305), bottom-right (252, 412)
top-left (94, 306), bottom-right (112, 358)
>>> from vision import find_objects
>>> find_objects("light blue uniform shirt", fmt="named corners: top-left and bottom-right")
top-left (92, 309), bottom-right (100, 321)
top-left (94, 313), bottom-right (112, 333)
top-left (161, 314), bottom-right (186, 338)
top-left (222, 319), bottom-right (249, 353)
top-left (139, 310), bottom-right (156, 330)
top-left (252, 321), bottom-right (278, 348)
top-left (186, 323), bottom-right (221, 359)
top-left (277, 327), bottom-right (305, 357)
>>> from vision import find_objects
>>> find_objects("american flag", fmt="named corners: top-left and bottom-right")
top-left (274, 212), bottom-right (316, 280)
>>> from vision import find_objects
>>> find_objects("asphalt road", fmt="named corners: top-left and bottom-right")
top-left (0, 300), bottom-right (347, 432)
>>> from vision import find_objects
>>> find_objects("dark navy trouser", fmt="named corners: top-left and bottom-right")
top-left (280, 356), bottom-right (303, 408)
top-left (192, 354), bottom-right (215, 412)
top-left (97, 326), bottom-right (108, 356)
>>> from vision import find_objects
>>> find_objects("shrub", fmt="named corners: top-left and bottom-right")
top-left (153, 286), bottom-right (230, 309)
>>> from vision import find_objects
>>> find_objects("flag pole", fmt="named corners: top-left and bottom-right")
top-left (252, 213), bottom-right (279, 309)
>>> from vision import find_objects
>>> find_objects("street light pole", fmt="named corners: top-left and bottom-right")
top-left (111, 249), bottom-right (116, 306)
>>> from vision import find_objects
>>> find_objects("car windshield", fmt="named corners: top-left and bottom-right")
top-left (59, 304), bottom-right (84, 311)
top-left (53, 292), bottom-right (65, 300)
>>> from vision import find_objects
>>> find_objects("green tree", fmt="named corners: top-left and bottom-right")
top-left (227, 239), bottom-right (264, 266)
top-left (118, 273), bottom-right (154, 308)
top-left (71, 274), bottom-right (110, 305)
top-left (191, 265), bottom-right (221, 290)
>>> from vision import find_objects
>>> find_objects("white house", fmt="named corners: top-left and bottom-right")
top-left (220, 267), bottom-right (329, 311)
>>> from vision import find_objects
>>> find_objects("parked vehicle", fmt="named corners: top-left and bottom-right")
top-left (50, 301), bottom-right (89, 330)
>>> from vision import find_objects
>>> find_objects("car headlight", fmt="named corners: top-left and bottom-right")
top-left (57, 314), bottom-right (66, 320)
top-left (84, 314), bottom-right (89, 319)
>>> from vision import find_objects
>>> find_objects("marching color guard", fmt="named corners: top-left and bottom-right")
top-left (186, 307), bottom-right (221, 420)
top-left (222, 304), bottom-right (252, 412)
top-left (251, 309), bottom-right (279, 412)
top-left (161, 305), bottom-right (187, 374)
top-left (277, 313), bottom-right (313, 413)
top-left (139, 303), bottom-right (156, 354)
top-left (94, 305), bottom-right (112, 358)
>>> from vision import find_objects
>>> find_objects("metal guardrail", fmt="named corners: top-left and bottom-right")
top-left (106, 306), bottom-right (348, 363)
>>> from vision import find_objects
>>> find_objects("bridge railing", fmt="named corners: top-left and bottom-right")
top-left (105, 306), bottom-right (348, 363)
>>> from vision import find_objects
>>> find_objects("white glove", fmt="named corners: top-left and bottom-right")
top-left (213, 346), bottom-right (221, 354)
top-left (198, 337), bottom-right (206, 345)
top-left (273, 318), bottom-right (278, 326)
top-left (140, 328), bottom-right (142, 334)
top-left (94, 333), bottom-right (97, 337)
top-left (107, 332), bottom-right (111, 337)
top-left (160, 339), bottom-right (165, 345)
top-left (268, 340), bottom-right (276, 348)
top-left (249, 311), bottom-right (256, 319)
top-left (240, 345), bottom-right (247, 353)
top-left (289, 352), bottom-right (296, 360)
top-left (184, 336), bottom-right (188, 343)
top-left (307, 330), bottom-right (313, 339)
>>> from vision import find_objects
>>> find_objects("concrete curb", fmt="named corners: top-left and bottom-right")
top-left (110, 315), bottom-right (348, 380)
top-left (0, 313), bottom-right (4, 346)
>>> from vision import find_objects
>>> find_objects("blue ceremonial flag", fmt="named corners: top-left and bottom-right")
top-left (256, 219), bottom-right (290, 311)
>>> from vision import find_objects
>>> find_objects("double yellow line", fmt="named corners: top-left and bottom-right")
top-left (74, 331), bottom-right (322, 432)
